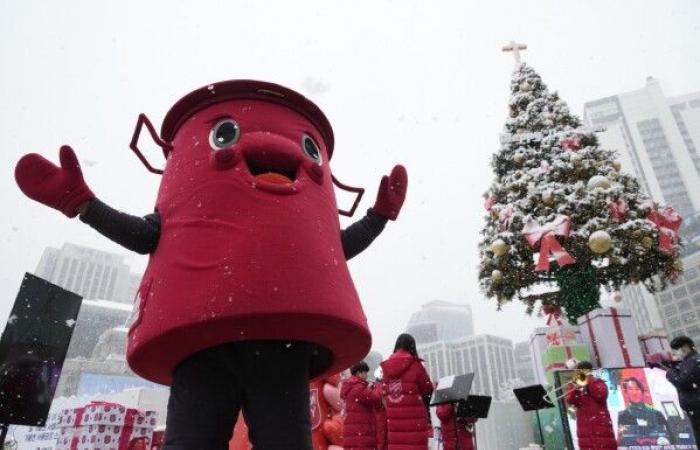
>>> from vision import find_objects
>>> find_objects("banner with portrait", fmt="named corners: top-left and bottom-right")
top-left (555, 368), bottom-right (696, 450)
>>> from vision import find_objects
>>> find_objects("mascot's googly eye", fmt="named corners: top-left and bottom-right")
top-left (302, 134), bottom-right (322, 164)
top-left (209, 119), bottom-right (240, 150)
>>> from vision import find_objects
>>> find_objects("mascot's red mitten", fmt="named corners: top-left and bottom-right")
top-left (15, 145), bottom-right (95, 218)
top-left (372, 164), bottom-right (408, 220)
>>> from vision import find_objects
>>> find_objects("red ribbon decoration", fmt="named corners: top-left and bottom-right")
top-left (522, 215), bottom-right (577, 271)
top-left (499, 206), bottom-right (514, 231)
top-left (484, 195), bottom-right (496, 211)
top-left (561, 136), bottom-right (582, 151)
top-left (584, 311), bottom-right (602, 367)
top-left (546, 333), bottom-right (561, 346)
top-left (610, 307), bottom-right (632, 367)
top-left (609, 199), bottom-right (629, 223)
top-left (647, 206), bottom-right (682, 253)
top-left (543, 305), bottom-right (563, 326)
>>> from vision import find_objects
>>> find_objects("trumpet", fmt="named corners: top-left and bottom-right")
top-left (544, 369), bottom-right (589, 403)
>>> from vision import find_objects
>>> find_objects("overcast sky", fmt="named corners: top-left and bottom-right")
top-left (1, 0), bottom-right (699, 358)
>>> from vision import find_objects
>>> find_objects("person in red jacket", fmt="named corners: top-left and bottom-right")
top-left (380, 334), bottom-right (434, 450)
top-left (436, 403), bottom-right (476, 450)
top-left (341, 361), bottom-right (383, 450)
top-left (373, 367), bottom-right (388, 450)
top-left (565, 361), bottom-right (617, 450)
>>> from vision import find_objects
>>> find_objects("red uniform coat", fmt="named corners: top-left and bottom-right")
top-left (380, 350), bottom-right (434, 450)
top-left (340, 375), bottom-right (382, 450)
top-left (566, 377), bottom-right (617, 450)
top-left (436, 404), bottom-right (475, 450)
top-left (376, 405), bottom-right (387, 450)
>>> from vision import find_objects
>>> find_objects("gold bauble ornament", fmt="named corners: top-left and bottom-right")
top-left (631, 229), bottom-right (643, 239)
top-left (673, 259), bottom-right (683, 271)
top-left (587, 175), bottom-right (611, 190)
top-left (641, 236), bottom-right (654, 249)
top-left (513, 152), bottom-right (525, 164)
top-left (589, 230), bottom-right (612, 254)
top-left (491, 239), bottom-right (509, 257)
top-left (491, 270), bottom-right (504, 282)
top-left (542, 191), bottom-right (555, 206)
top-left (612, 161), bottom-right (622, 172)
top-left (613, 292), bottom-right (623, 303)
top-left (520, 81), bottom-right (533, 91)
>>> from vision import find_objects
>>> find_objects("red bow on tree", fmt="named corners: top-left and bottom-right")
top-left (561, 136), bottom-right (582, 151)
top-left (499, 206), bottom-right (514, 231)
top-left (647, 206), bottom-right (682, 253)
top-left (523, 215), bottom-right (577, 271)
top-left (484, 195), bottom-right (496, 211)
top-left (609, 199), bottom-right (629, 223)
top-left (542, 304), bottom-right (563, 326)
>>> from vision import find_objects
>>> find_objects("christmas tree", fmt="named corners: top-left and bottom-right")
top-left (479, 61), bottom-right (683, 322)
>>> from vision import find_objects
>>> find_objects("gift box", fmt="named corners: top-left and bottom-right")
top-left (544, 325), bottom-right (578, 347)
top-left (55, 401), bottom-right (157, 450)
top-left (577, 307), bottom-right (644, 368)
top-left (542, 344), bottom-right (590, 384)
top-left (639, 331), bottom-right (674, 363)
top-left (529, 326), bottom-right (583, 385)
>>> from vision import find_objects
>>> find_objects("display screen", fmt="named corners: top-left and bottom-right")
top-left (556, 368), bottom-right (697, 450)
top-left (0, 273), bottom-right (82, 426)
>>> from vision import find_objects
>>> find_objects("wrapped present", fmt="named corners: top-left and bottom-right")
top-left (639, 331), bottom-right (674, 362)
top-left (55, 401), bottom-right (157, 450)
top-left (529, 326), bottom-right (583, 385)
top-left (542, 344), bottom-right (590, 384)
top-left (577, 307), bottom-right (645, 368)
top-left (545, 325), bottom-right (578, 347)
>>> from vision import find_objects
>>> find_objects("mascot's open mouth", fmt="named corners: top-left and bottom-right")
top-left (243, 151), bottom-right (299, 185)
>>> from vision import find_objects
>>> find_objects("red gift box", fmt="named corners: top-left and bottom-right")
top-left (55, 401), bottom-right (157, 450)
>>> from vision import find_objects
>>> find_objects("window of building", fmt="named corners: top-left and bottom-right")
top-left (659, 293), bottom-right (673, 305)
top-left (686, 325), bottom-right (700, 337)
top-left (665, 305), bottom-right (677, 317)
top-left (682, 312), bottom-right (697, 324)
top-left (678, 299), bottom-right (693, 312)
top-left (693, 295), bottom-right (700, 307)
top-left (668, 318), bottom-right (682, 328)
top-left (685, 267), bottom-right (699, 280)
top-left (673, 286), bottom-right (689, 299)
top-left (687, 280), bottom-right (700, 294)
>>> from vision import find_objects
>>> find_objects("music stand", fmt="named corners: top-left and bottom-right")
top-left (456, 395), bottom-right (492, 419)
top-left (430, 373), bottom-right (474, 406)
top-left (513, 385), bottom-right (554, 447)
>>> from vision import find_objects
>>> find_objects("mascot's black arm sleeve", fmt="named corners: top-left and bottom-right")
top-left (341, 209), bottom-right (388, 260)
top-left (79, 198), bottom-right (161, 255)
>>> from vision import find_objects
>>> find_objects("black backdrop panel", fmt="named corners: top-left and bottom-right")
top-left (0, 273), bottom-right (82, 426)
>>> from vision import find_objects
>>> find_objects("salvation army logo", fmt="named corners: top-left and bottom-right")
top-left (386, 380), bottom-right (404, 404)
top-left (309, 388), bottom-right (321, 430)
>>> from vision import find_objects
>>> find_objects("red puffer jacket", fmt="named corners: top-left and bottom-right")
top-left (566, 376), bottom-right (617, 450)
top-left (436, 404), bottom-right (475, 450)
top-left (340, 375), bottom-right (383, 450)
top-left (376, 405), bottom-right (387, 450)
top-left (380, 350), bottom-right (434, 450)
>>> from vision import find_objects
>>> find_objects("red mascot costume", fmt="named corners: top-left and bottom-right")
top-left (15, 80), bottom-right (408, 450)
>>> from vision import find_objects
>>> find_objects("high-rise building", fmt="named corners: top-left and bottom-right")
top-left (513, 341), bottom-right (535, 385)
top-left (418, 335), bottom-right (517, 398)
top-left (34, 243), bottom-right (142, 303)
top-left (584, 79), bottom-right (700, 336)
top-left (65, 299), bottom-right (132, 359)
top-left (406, 300), bottom-right (474, 344)
top-left (655, 251), bottom-right (700, 342)
top-left (583, 77), bottom-right (700, 217)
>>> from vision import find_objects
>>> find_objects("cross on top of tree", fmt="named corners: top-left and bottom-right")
top-left (502, 41), bottom-right (527, 65)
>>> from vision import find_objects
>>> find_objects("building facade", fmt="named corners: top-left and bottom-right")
top-left (418, 334), bottom-right (517, 398)
top-left (34, 242), bottom-right (141, 304)
top-left (513, 341), bottom-right (535, 385)
top-left (584, 79), bottom-right (700, 336)
top-left (406, 300), bottom-right (474, 344)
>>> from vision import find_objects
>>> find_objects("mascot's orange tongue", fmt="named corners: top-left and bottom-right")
top-left (256, 172), bottom-right (293, 184)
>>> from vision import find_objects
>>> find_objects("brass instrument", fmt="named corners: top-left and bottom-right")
top-left (544, 369), bottom-right (590, 403)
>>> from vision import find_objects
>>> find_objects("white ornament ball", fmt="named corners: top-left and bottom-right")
top-left (589, 230), bottom-right (612, 254)
top-left (565, 358), bottom-right (579, 370)
top-left (520, 81), bottom-right (533, 91)
top-left (491, 270), bottom-right (504, 282)
top-left (613, 292), bottom-right (623, 303)
top-left (612, 161), bottom-right (622, 172)
top-left (513, 152), bottom-right (525, 164)
top-left (491, 239), bottom-right (509, 257)
top-left (587, 175), bottom-right (611, 190)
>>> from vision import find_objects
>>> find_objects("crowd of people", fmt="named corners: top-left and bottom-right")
top-left (341, 333), bottom-right (477, 450)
